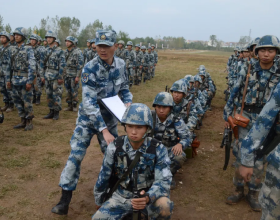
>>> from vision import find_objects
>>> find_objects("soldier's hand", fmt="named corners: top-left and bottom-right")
top-left (131, 190), bottom-right (149, 210)
top-left (57, 79), bottom-right (63, 85)
top-left (172, 143), bottom-right (183, 156)
top-left (41, 78), bottom-right (45, 84)
top-left (26, 83), bottom-right (32, 91)
top-left (133, 67), bottom-right (135, 70)
top-left (102, 129), bottom-right (115, 145)
top-left (239, 165), bottom-right (253, 182)
top-left (154, 63), bottom-right (157, 66)
top-left (124, 103), bottom-right (131, 108)
top-left (6, 82), bottom-right (11, 89)
top-left (75, 77), bottom-right (79, 84)
top-left (139, 65), bottom-right (143, 69)
top-left (225, 121), bottom-right (230, 129)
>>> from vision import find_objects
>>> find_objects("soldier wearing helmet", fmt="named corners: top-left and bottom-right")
top-left (125, 41), bottom-right (136, 87)
top-left (140, 46), bottom-right (150, 83)
top-left (134, 44), bottom-right (144, 85)
top-left (224, 35), bottom-right (280, 211)
top-left (146, 46), bottom-right (155, 80)
top-left (114, 39), bottom-right (126, 60)
top-left (92, 103), bottom-right (173, 220)
top-left (151, 44), bottom-right (158, 78)
top-left (86, 39), bottom-right (98, 63)
top-left (43, 38), bottom-right (48, 48)
top-left (83, 39), bottom-right (92, 63)
top-left (63, 36), bottom-right (84, 112)
top-left (7, 27), bottom-right (36, 130)
top-left (51, 30), bottom-right (132, 215)
top-left (0, 31), bottom-right (14, 112)
top-left (149, 92), bottom-right (192, 189)
top-left (40, 30), bottom-right (66, 120)
top-left (9, 33), bottom-right (16, 46)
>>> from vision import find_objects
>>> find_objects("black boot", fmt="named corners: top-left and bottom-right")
top-left (72, 103), bottom-right (78, 112)
top-left (196, 123), bottom-right (200, 130)
top-left (36, 95), bottom-right (41, 105)
top-left (32, 94), bottom-right (36, 104)
top-left (246, 190), bottom-right (261, 211)
top-left (53, 110), bottom-right (59, 120)
top-left (24, 119), bottom-right (33, 131)
top-left (226, 186), bottom-right (245, 205)
top-left (51, 190), bottom-right (72, 215)
top-left (1, 102), bottom-right (9, 111)
top-left (6, 103), bottom-right (14, 113)
top-left (14, 118), bottom-right (26, 129)
top-left (43, 109), bottom-right (54, 119)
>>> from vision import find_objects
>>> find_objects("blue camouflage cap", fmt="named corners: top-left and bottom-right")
top-left (95, 30), bottom-right (117, 46)
top-left (170, 79), bottom-right (188, 95)
top-left (153, 92), bottom-right (173, 107)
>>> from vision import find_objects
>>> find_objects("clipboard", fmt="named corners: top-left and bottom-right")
top-left (100, 95), bottom-right (127, 122)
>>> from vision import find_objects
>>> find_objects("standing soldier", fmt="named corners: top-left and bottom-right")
top-left (0, 31), bottom-right (14, 112)
top-left (151, 44), bottom-right (158, 78)
top-left (86, 39), bottom-right (97, 63)
top-left (40, 30), bottom-right (66, 120)
top-left (83, 39), bottom-right (91, 63)
top-left (114, 40), bottom-right (126, 60)
top-left (134, 44), bottom-right (143, 85)
top-left (43, 38), bottom-right (48, 48)
top-left (141, 46), bottom-right (150, 83)
top-left (7, 27), bottom-right (36, 130)
top-left (9, 33), bottom-right (17, 46)
top-left (125, 41), bottom-right (136, 87)
top-left (147, 46), bottom-right (154, 80)
top-left (63, 36), bottom-right (84, 112)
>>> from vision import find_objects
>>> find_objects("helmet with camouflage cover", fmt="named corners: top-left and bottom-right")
top-left (45, 30), bottom-right (57, 40)
top-left (141, 46), bottom-right (146, 50)
top-left (194, 75), bottom-right (202, 84)
top-left (234, 47), bottom-right (238, 51)
top-left (13, 27), bottom-right (28, 39)
top-left (153, 92), bottom-right (173, 107)
top-left (198, 70), bottom-right (206, 77)
top-left (170, 79), bottom-right (188, 95)
top-left (90, 39), bottom-right (95, 44)
top-left (29, 34), bottom-right (38, 41)
top-left (0, 31), bottom-right (10, 41)
top-left (74, 38), bottom-right (78, 45)
top-left (198, 65), bottom-right (206, 71)
top-left (55, 39), bottom-right (61, 46)
top-left (184, 75), bottom-right (194, 83)
top-left (118, 40), bottom-right (125, 46)
top-left (10, 32), bottom-right (14, 36)
top-left (151, 44), bottom-right (155, 47)
top-left (255, 35), bottom-right (280, 55)
top-left (121, 103), bottom-right (153, 129)
top-left (148, 46), bottom-right (152, 50)
top-left (87, 39), bottom-right (91, 43)
top-left (135, 44), bottom-right (140, 48)
top-left (65, 36), bottom-right (75, 45)
top-left (38, 36), bottom-right (42, 42)
top-left (249, 37), bottom-right (260, 51)
top-left (26, 39), bottom-right (30, 45)
top-left (126, 41), bottom-right (133, 46)
top-left (241, 45), bottom-right (249, 52)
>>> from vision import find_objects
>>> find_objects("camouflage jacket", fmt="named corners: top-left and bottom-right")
top-left (79, 56), bottom-right (132, 131)
top-left (147, 52), bottom-right (155, 67)
top-left (135, 50), bottom-right (144, 67)
top-left (0, 44), bottom-right (12, 78)
top-left (64, 47), bottom-right (84, 78)
top-left (83, 48), bottom-right (90, 63)
top-left (86, 49), bottom-right (98, 63)
top-left (124, 49), bottom-right (136, 68)
top-left (115, 48), bottom-right (126, 60)
top-left (152, 50), bottom-right (158, 63)
top-left (39, 45), bottom-right (66, 81)
top-left (94, 136), bottom-right (172, 206)
top-left (9, 43), bottom-right (36, 86)
top-left (32, 45), bottom-right (42, 75)
top-left (142, 52), bottom-right (150, 68)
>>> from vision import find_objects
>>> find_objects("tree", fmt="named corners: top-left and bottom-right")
top-left (5, 24), bottom-right (11, 33)
top-left (57, 17), bottom-right (81, 45)
top-left (210, 35), bottom-right (217, 47)
top-left (117, 31), bottom-right (131, 44)
top-left (0, 15), bottom-right (4, 31)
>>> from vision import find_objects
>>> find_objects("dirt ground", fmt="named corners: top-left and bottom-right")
top-left (0, 50), bottom-right (261, 220)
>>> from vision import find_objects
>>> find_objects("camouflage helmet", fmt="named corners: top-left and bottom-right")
top-left (198, 71), bottom-right (206, 77)
top-left (251, 37), bottom-right (260, 47)
top-left (10, 32), bottom-right (14, 36)
top-left (148, 46), bottom-right (152, 50)
top-left (151, 44), bottom-right (155, 47)
top-left (45, 30), bottom-right (57, 40)
top-left (65, 36), bottom-right (75, 45)
top-left (194, 75), bottom-right (202, 84)
top-left (198, 65), bottom-right (206, 71)
top-left (26, 39), bottom-right (30, 45)
top-left (170, 79), bottom-right (188, 95)
top-left (121, 103), bottom-right (153, 129)
top-left (38, 36), bottom-right (42, 42)
top-left (13, 27), bottom-right (28, 39)
top-left (118, 40), bottom-right (125, 46)
top-left (55, 39), bottom-right (61, 46)
top-left (87, 39), bottom-right (91, 43)
top-left (184, 75), bottom-right (194, 83)
top-left (255, 35), bottom-right (280, 55)
top-left (0, 31), bottom-right (10, 41)
top-left (126, 41), bottom-right (133, 46)
top-left (29, 34), bottom-right (38, 41)
top-left (241, 45), bottom-right (249, 52)
top-left (90, 39), bottom-right (95, 44)
top-left (234, 47), bottom-right (238, 51)
top-left (141, 46), bottom-right (146, 50)
top-left (135, 44), bottom-right (140, 48)
top-left (153, 92), bottom-right (173, 107)
top-left (74, 38), bottom-right (78, 46)
top-left (43, 38), bottom-right (47, 42)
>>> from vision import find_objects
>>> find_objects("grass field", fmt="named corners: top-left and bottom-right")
top-left (0, 50), bottom-right (261, 220)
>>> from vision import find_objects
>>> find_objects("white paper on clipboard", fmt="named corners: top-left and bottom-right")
top-left (101, 95), bottom-right (127, 121)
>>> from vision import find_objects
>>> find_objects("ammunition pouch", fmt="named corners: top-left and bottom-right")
top-left (228, 116), bottom-right (238, 139)
top-left (233, 114), bottom-right (249, 128)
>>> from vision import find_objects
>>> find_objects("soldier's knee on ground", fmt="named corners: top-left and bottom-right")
top-left (154, 197), bottom-right (173, 219)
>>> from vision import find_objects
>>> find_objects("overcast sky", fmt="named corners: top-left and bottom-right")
top-left (1, 0), bottom-right (279, 42)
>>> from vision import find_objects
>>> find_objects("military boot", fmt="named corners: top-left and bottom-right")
top-left (226, 186), bottom-right (244, 205)
top-left (51, 189), bottom-right (72, 215)
top-left (170, 179), bottom-right (176, 190)
top-left (64, 103), bottom-right (73, 111)
top-left (53, 110), bottom-right (59, 120)
top-left (14, 118), bottom-right (26, 129)
top-left (72, 103), bottom-right (78, 112)
top-left (32, 94), bottom-right (36, 104)
top-left (36, 95), bottom-right (41, 105)
top-left (6, 103), bottom-right (14, 112)
top-left (1, 102), bottom-right (9, 111)
top-left (196, 123), bottom-right (200, 130)
top-left (246, 190), bottom-right (261, 211)
top-left (24, 119), bottom-right (33, 131)
top-left (43, 109), bottom-right (54, 119)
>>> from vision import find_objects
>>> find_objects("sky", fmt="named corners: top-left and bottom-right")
top-left (1, 0), bottom-right (279, 42)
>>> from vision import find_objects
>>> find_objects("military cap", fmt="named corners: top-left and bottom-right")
top-left (95, 30), bottom-right (117, 46)
top-left (151, 44), bottom-right (155, 47)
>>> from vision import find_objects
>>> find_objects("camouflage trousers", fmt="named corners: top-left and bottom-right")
top-left (12, 85), bottom-right (33, 118)
top-left (32, 75), bottom-right (42, 96)
top-left (92, 192), bottom-right (173, 220)
top-left (142, 67), bottom-right (149, 81)
top-left (233, 110), bottom-right (264, 191)
top-left (168, 147), bottom-right (186, 175)
top-left (45, 79), bottom-right (62, 111)
top-left (127, 67), bottom-right (135, 85)
top-left (59, 114), bottom-right (118, 191)
top-left (151, 65), bottom-right (156, 77)
top-left (134, 67), bottom-right (142, 85)
top-left (64, 77), bottom-right (79, 105)
top-left (0, 76), bottom-right (13, 104)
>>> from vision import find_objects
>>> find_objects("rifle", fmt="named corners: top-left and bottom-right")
top-left (165, 85), bottom-right (170, 92)
top-left (220, 128), bottom-right (232, 170)
top-left (10, 47), bottom-right (20, 83)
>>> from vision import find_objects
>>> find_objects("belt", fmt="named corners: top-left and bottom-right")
top-left (13, 71), bottom-right (28, 77)
top-left (244, 105), bottom-right (263, 114)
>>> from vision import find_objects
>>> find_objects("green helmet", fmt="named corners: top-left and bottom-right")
top-left (45, 30), bottom-right (57, 40)
top-left (118, 40), bottom-right (125, 46)
top-left (170, 79), bottom-right (188, 95)
top-left (255, 35), bottom-right (280, 55)
top-left (0, 31), bottom-right (10, 41)
top-left (153, 92), bottom-right (173, 107)
top-left (126, 41), bottom-right (133, 46)
top-left (13, 27), bottom-right (28, 39)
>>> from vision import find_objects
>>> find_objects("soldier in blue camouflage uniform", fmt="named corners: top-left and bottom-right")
top-left (63, 36), bottom-right (84, 112)
top-left (7, 27), bottom-right (36, 130)
top-left (125, 41), bottom-right (136, 87)
top-left (54, 39), bottom-right (61, 47)
top-left (227, 48), bottom-right (238, 72)
top-left (147, 46), bottom-right (155, 80)
top-left (40, 30), bottom-right (66, 120)
top-left (92, 103), bottom-right (173, 220)
top-left (83, 39), bottom-right (91, 63)
top-left (51, 30), bottom-right (133, 215)
top-left (170, 79), bottom-right (197, 133)
top-left (43, 38), bottom-right (48, 48)
top-left (224, 35), bottom-right (280, 211)
top-left (151, 44), bottom-right (158, 78)
top-left (194, 74), bottom-right (208, 112)
top-left (0, 31), bottom-right (14, 112)
top-left (9, 33), bottom-right (17, 46)
top-left (134, 44), bottom-right (144, 85)
top-left (239, 82), bottom-right (280, 220)
top-left (141, 46), bottom-right (150, 83)
top-left (86, 39), bottom-right (98, 63)
top-left (29, 34), bottom-right (43, 105)
top-left (115, 40), bottom-right (126, 60)
top-left (149, 92), bottom-right (192, 189)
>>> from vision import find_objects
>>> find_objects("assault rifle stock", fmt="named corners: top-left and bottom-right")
top-left (220, 128), bottom-right (232, 170)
